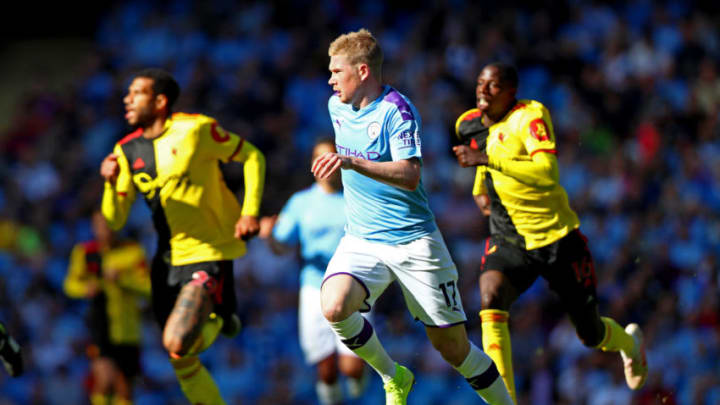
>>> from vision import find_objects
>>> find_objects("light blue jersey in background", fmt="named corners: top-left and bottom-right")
top-left (328, 85), bottom-right (437, 244)
top-left (272, 183), bottom-right (346, 288)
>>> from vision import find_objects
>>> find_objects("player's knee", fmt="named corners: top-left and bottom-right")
top-left (91, 359), bottom-right (115, 393)
top-left (321, 299), bottom-right (349, 323)
top-left (429, 335), bottom-right (469, 367)
top-left (163, 329), bottom-right (189, 356)
top-left (479, 271), bottom-right (512, 310)
top-left (317, 356), bottom-right (340, 383)
top-left (480, 289), bottom-right (506, 310)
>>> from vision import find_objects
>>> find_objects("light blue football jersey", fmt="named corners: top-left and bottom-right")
top-left (328, 85), bottom-right (437, 244)
top-left (272, 184), bottom-right (346, 288)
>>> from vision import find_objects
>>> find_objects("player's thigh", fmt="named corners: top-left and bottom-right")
top-left (479, 236), bottom-right (539, 308)
top-left (164, 260), bottom-right (229, 341)
top-left (150, 250), bottom-right (177, 328)
top-left (542, 230), bottom-right (600, 319)
top-left (389, 230), bottom-right (467, 327)
top-left (169, 260), bottom-right (231, 313)
top-left (299, 285), bottom-right (338, 365)
top-left (323, 234), bottom-right (394, 314)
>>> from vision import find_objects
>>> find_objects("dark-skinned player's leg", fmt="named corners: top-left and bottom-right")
top-left (544, 230), bottom-right (647, 390)
top-left (478, 236), bottom-right (539, 405)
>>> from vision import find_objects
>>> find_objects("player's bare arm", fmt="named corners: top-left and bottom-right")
top-left (234, 215), bottom-right (260, 241)
top-left (312, 152), bottom-right (421, 191)
top-left (258, 215), bottom-right (292, 255)
top-left (452, 145), bottom-right (488, 167)
top-left (163, 282), bottom-right (213, 355)
top-left (100, 153), bottom-right (120, 184)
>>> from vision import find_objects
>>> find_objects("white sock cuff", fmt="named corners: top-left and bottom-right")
top-left (316, 381), bottom-right (342, 405)
top-left (329, 312), bottom-right (365, 340)
top-left (455, 342), bottom-right (493, 378)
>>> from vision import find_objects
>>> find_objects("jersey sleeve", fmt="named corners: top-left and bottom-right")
top-left (102, 144), bottom-right (137, 230)
top-left (197, 118), bottom-right (245, 162)
top-left (472, 166), bottom-right (488, 196)
top-left (229, 139), bottom-right (266, 217)
top-left (64, 244), bottom-right (95, 298)
top-left (272, 195), bottom-right (301, 246)
top-left (197, 117), bottom-right (266, 217)
top-left (388, 109), bottom-right (422, 162)
top-left (519, 106), bottom-right (557, 157)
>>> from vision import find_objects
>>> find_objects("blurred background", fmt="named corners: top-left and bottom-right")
top-left (0, 0), bottom-right (719, 404)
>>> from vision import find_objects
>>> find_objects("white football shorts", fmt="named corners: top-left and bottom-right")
top-left (323, 229), bottom-right (467, 327)
top-left (299, 284), bottom-right (359, 364)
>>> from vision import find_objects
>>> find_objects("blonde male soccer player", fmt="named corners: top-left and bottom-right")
top-left (453, 62), bottom-right (648, 403)
top-left (312, 29), bottom-right (513, 405)
top-left (100, 68), bottom-right (265, 405)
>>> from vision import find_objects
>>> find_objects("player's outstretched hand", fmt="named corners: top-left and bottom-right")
top-left (452, 145), bottom-right (489, 167)
top-left (100, 153), bottom-right (120, 184)
top-left (235, 215), bottom-right (260, 241)
top-left (311, 152), bottom-right (347, 179)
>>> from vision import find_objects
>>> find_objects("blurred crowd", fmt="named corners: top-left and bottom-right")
top-left (0, 0), bottom-right (719, 404)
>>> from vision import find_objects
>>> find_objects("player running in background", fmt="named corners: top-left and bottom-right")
top-left (100, 68), bottom-right (265, 405)
top-left (260, 138), bottom-right (368, 405)
top-left (452, 62), bottom-right (649, 403)
top-left (312, 29), bottom-right (513, 405)
top-left (64, 210), bottom-right (150, 405)
top-left (0, 321), bottom-right (22, 378)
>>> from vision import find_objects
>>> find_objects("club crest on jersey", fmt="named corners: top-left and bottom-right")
top-left (367, 122), bottom-right (381, 140)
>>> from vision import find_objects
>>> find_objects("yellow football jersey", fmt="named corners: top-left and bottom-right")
top-left (471, 100), bottom-right (579, 250)
top-left (102, 113), bottom-right (265, 265)
top-left (64, 240), bottom-right (150, 345)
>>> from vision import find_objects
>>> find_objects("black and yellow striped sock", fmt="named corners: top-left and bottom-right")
top-left (170, 355), bottom-right (225, 405)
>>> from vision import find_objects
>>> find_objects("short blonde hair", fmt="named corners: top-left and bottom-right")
top-left (328, 28), bottom-right (383, 78)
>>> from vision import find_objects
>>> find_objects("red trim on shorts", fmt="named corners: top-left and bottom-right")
top-left (480, 239), bottom-right (490, 271)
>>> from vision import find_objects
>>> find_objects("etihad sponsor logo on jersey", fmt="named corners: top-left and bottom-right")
top-left (336, 144), bottom-right (381, 160)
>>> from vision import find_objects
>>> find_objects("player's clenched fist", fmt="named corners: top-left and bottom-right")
top-left (234, 215), bottom-right (260, 241)
top-left (100, 153), bottom-right (120, 184)
top-left (311, 152), bottom-right (348, 179)
top-left (452, 145), bottom-right (489, 167)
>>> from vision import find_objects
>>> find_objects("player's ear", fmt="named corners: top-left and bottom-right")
top-left (155, 93), bottom-right (169, 113)
top-left (357, 63), bottom-right (370, 81)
